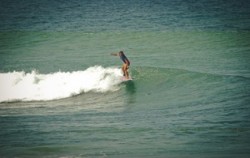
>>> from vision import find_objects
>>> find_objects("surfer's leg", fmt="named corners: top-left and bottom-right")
top-left (124, 64), bottom-right (129, 79)
top-left (122, 64), bottom-right (126, 76)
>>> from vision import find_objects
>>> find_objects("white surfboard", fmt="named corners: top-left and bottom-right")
top-left (121, 76), bottom-right (133, 82)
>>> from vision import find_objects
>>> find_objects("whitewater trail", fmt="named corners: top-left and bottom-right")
top-left (0, 66), bottom-right (123, 102)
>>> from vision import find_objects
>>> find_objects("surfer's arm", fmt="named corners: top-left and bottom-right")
top-left (110, 53), bottom-right (118, 56)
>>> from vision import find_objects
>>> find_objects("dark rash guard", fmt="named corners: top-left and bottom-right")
top-left (120, 54), bottom-right (130, 66)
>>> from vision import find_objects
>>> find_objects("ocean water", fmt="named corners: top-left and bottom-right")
top-left (1, 0), bottom-right (250, 157)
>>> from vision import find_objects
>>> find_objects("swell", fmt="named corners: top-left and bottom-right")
top-left (131, 66), bottom-right (250, 103)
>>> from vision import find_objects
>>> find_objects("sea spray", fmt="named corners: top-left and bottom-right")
top-left (0, 66), bottom-right (123, 102)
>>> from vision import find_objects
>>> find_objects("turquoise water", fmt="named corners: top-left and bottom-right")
top-left (1, 0), bottom-right (250, 157)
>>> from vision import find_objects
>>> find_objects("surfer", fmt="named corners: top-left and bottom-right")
top-left (111, 51), bottom-right (130, 79)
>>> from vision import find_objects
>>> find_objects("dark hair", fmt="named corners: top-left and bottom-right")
top-left (119, 51), bottom-right (124, 55)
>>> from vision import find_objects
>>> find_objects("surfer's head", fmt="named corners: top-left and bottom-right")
top-left (119, 51), bottom-right (124, 56)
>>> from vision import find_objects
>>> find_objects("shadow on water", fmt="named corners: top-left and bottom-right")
top-left (124, 81), bottom-right (136, 105)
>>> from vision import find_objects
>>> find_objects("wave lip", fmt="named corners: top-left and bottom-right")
top-left (0, 66), bottom-right (122, 102)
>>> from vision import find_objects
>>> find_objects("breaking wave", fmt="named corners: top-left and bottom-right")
top-left (0, 66), bottom-right (123, 102)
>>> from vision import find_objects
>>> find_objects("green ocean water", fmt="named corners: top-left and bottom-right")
top-left (1, 0), bottom-right (250, 157)
top-left (1, 31), bottom-right (249, 76)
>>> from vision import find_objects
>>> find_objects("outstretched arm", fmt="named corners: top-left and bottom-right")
top-left (111, 53), bottom-right (118, 56)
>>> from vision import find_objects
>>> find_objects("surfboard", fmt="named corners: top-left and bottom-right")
top-left (121, 76), bottom-right (133, 82)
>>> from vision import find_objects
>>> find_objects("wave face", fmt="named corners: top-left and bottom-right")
top-left (0, 66), bottom-right (123, 102)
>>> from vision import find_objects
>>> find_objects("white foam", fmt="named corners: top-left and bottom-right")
top-left (0, 66), bottom-right (123, 102)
